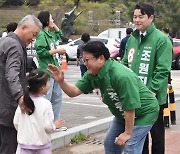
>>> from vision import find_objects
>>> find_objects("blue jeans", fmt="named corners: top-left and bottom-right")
top-left (45, 78), bottom-right (62, 120)
top-left (104, 117), bottom-right (152, 154)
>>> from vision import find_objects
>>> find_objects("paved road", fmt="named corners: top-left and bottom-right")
top-left (61, 64), bottom-right (180, 129)
top-left (60, 64), bottom-right (112, 129)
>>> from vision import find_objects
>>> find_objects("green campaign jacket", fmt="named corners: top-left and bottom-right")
top-left (122, 23), bottom-right (172, 105)
top-left (35, 29), bottom-right (63, 76)
top-left (76, 59), bottom-right (159, 126)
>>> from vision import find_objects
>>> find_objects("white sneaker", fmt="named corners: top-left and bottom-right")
top-left (55, 127), bottom-right (68, 132)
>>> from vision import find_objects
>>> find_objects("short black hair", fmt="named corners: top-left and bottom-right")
top-left (82, 41), bottom-right (110, 60)
top-left (81, 33), bottom-right (90, 43)
top-left (162, 27), bottom-right (169, 33)
top-left (7, 22), bottom-right (17, 33)
top-left (126, 28), bottom-right (133, 35)
top-left (135, 2), bottom-right (154, 18)
top-left (37, 11), bottom-right (50, 28)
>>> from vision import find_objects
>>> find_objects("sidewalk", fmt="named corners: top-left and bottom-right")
top-left (53, 127), bottom-right (180, 154)
top-left (52, 102), bottom-right (180, 154)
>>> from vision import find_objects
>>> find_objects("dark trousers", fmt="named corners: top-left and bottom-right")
top-left (142, 105), bottom-right (165, 154)
top-left (0, 125), bottom-right (17, 154)
top-left (80, 64), bottom-right (87, 77)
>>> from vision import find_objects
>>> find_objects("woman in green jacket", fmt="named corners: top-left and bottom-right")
top-left (35, 11), bottom-right (66, 120)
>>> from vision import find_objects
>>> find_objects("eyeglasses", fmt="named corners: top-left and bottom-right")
top-left (82, 56), bottom-right (95, 63)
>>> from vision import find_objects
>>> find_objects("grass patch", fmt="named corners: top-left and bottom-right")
top-left (71, 132), bottom-right (86, 144)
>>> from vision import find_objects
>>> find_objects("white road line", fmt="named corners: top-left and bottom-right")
top-left (175, 97), bottom-right (180, 101)
top-left (62, 101), bottom-right (107, 108)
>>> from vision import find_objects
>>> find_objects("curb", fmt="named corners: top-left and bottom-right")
top-left (51, 116), bottom-right (113, 150)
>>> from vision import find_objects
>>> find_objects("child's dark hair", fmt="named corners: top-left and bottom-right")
top-left (82, 41), bottom-right (110, 60)
top-left (24, 69), bottom-right (49, 115)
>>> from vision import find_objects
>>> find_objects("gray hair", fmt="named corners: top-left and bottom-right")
top-left (18, 15), bottom-right (42, 29)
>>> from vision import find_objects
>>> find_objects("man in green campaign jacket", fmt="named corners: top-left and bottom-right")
top-left (121, 2), bottom-right (172, 154)
top-left (48, 41), bottom-right (159, 154)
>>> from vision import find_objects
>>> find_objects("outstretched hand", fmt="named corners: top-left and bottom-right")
top-left (48, 64), bottom-right (64, 83)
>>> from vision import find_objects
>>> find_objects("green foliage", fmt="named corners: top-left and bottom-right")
top-left (73, 0), bottom-right (116, 35)
top-left (0, 9), bottom-right (29, 34)
top-left (71, 132), bottom-right (86, 144)
top-left (38, 0), bottom-right (74, 10)
top-left (151, 0), bottom-right (180, 37)
top-left (0, 0), bottom-right (179, 37)
top-left (21, 0), bottom-right (31, 9)
top-left (0, 0), bottom-right (5, 7)
top-left (39, 0), bottom-right (58, 10)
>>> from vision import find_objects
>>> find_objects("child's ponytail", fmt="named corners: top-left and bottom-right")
top-left (24, 85), bottom-right (35, 115)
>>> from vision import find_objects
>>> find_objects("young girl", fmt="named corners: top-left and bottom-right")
top-left (14, 69), bottom-right (65, 154)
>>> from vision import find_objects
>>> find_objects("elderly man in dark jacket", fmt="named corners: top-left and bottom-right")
top-left (0, 15), bottom-right (41, 154)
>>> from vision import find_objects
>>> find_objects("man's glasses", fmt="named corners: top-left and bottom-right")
top-left (82, 56), bottom-right (95, 63)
